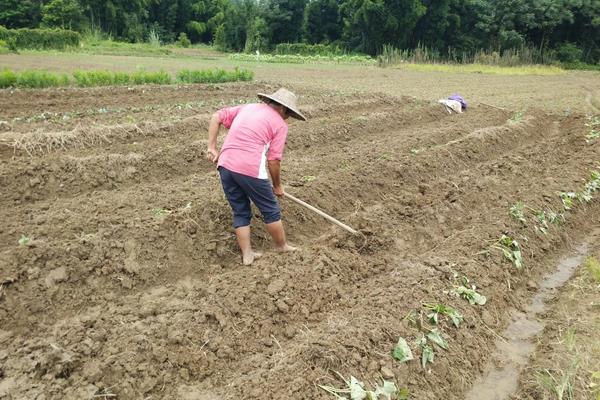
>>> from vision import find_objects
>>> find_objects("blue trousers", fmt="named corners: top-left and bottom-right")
top-left (218, 167), bottom-right (281, 228)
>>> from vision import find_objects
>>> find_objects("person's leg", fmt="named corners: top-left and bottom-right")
top-left (235, 173), bottom-right (297, 252)
top-left (218, 167), bottom-right (261, 265)
top-left (265, 220), bottom-right (297, 252)
top-left (234, 226), bottom-right (262, 265)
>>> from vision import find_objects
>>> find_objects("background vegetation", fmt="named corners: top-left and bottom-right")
top-left (0, 0), bottom-right (598, 65)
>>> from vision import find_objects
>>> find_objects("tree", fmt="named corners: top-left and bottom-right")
top-left (263, 0), bottom-right (308, 44)
top-left (42, 0), bottom-right (85, 30)
top-left (303, 0), bottom-right (341, 44)
top-left (0, 0), bottom-right (40, 29)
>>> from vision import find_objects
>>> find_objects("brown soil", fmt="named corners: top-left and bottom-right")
top-left (0, 82), bottom-right (599, 399)
top-left (512, 245), bottom-right (600, 400)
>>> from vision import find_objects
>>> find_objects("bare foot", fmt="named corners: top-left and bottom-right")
top-left (242, 251), bottom-right (263, 265)
top-left (276, 244), bottom-right (298, 253)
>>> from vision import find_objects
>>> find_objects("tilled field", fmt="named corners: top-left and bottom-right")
top-left (0, 82), bottom-right (599, 399)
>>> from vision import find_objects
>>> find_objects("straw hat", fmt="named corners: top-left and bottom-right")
top-left (258, 88), bottom-right (307, 121)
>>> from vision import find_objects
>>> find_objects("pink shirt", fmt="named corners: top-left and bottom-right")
top-left (217, 103), bottom-right (288, 179)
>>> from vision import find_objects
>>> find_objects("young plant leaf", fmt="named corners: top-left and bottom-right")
top-left (421, 344), bottom-right (434, 368)
top-left (393, 337), bottom-right (414, 363)
top-left (455, 286), bottom-right (487, 305)
top-left (427, 329), bottom-right (449, 350)
top-left (349, 376), bottom-right (367, 400)
top-left (374, 381), bottom-right (398, 400)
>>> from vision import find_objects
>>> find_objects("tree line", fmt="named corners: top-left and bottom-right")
top-left (0, 0), bottom-right (598, 63)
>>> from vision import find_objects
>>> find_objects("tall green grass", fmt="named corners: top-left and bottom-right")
top-left (0, 69), bottom-right (69, 88)
top-left (177, 67), bottom-right (253, 83)
top-left (0, 68), bottom-right (254, 89)
top-left (72, 70), bottom-right (172, 86)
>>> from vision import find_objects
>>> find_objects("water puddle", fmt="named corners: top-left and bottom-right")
top-left (465, 239), bottom-right (593, 400)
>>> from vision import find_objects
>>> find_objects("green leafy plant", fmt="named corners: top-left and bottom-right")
top-left (392, 337), bottom-right (413, 363)
top-left (559, 192), bottom-right (576, 210)
top-left (492, 234), bottom-right (524, 269)
top-left (18, 234), bottom-right (30, 246)
top-left (318, 372), bottom-right (400, 400)
top-left (301, 175), bottom-right (317, 182)
top-left (418, 335), bottom-right (435, 369)
top-left (151, 207), bottom-right (171, 216)
top-left (426, 329), bottom-right (449, 350)
top-left (509, 202), bottom-right (527, 224)
top-left (455, 285), bottom-right (487, 305)
top-left (533, 209), bottom-right (549, 235)
top-left (423, 303), bottom-right (463, 327)
top-left (547, 209), bottom-right (565, 226)
top-left (585, 115), bottom-right (600, 141)
top-left (509, 111), bottom-right (524, 123)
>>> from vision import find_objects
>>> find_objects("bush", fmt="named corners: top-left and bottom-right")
top-left (177, 67), bottom-right (254, 84)
top-left (176, 32), bottom-right (191, 48)
top-left (556, 42), bottom-right (583, 63)
top-left (275, 43), bottom-right (346, 56)
top-left (0, 69), bottom-right (18, 88)
top-left (0, 26), bottom-right (80, 50)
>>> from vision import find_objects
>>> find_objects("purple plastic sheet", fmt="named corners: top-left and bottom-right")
top-left (448, 94), bottom-right (467, 110)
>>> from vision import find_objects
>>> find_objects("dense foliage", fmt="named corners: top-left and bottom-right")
top-left (0, 26), bottom-right (80, 49)
top-left (0, 0), bottom-right (598, 63)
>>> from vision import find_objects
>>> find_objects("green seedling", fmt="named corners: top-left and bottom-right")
top-left (417, 335), bottom-right (435, 369)
top-left (18, 234), bottom-right (30, 246)
top-left (424, 303), bottom-right (463, 328)
top-left (318, 371), bottom-right (400, 400)
top-left (585, 115), bottom-right (600, 141)
top-left (455, 285), bottom-right (487, 305)
top-left (533, 209), bottom-right (549, 235)
top-left (559, 192), bottom-right (576, 210)
top-left (509, 202), bottom-right (527, 224)
top-left (536, 358), bottom-right (578, 400)
top-left (392, 337), bottom-right (413, 363)
top-left (509, 111), bottom-right (524, 123)
top-left (410, 148), bottom-right (420, 155)
top-left (151, 207), bottom-right (171, 216)
top-left (377, 154), bottom-right (393, 161)
top-left (301, 175), bottom-right (317, 182)
top-left (492, 234), bottom-right (524, 270)
top-left (426, 329), bottom-right (449, 350)
top-left (547, 209), bottom-right (564, 226)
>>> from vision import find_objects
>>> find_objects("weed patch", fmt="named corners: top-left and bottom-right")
top-left (177, 68), bottom-right (253, 84)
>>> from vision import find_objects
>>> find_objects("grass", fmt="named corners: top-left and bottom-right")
top-left (400, 63), bottom-right (565, 76)
top-left (584, 256), bottom-right (600, 283)
top-left (73, 70), bottom-right (172, 86)
top-left (176, 67), bottom-right (253, 84)
top-left (0, 67), bottom-right (253, 89)
top-left (229, 52), bottom-right (376, 65)
top-left (1, 68), bottom-right (69, 88)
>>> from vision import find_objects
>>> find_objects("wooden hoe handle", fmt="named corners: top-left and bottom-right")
top-left (284, 192), bottom-right (359, 235)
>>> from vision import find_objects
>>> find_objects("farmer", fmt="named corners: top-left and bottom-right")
top-left (206, 88), bottom-right (307, 265)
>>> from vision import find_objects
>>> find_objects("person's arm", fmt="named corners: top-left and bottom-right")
top-left (267, 124), bottom-right (288, 197)
top-left (206, 112), bottom-right (221, 163)
top-left (268, 160), bottom-right (284, 197)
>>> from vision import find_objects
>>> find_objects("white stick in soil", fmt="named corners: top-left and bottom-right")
top-left (283, 192), bottom-right (358, 235)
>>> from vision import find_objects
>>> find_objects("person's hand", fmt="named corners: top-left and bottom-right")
top-left (273, 185), bottom-right (284, 198)
top-left (206, 147), bottom-right (219, 163)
